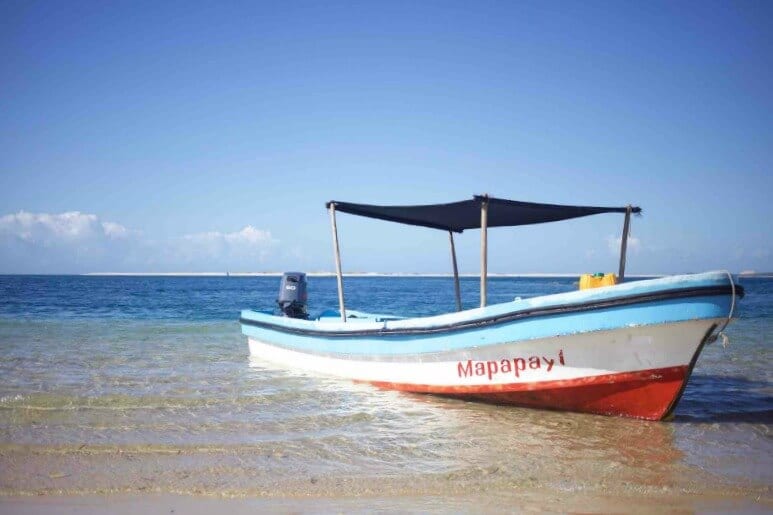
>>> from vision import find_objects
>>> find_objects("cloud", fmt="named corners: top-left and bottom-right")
top-left (183, 225), bottom-right (274, 247)
top-left (175, 226), bottom-right (278, 267)
top-left (607, 234), bottom-right (641, 255)
top-left (0, 211), bottom-right (278, 273)
top-left (101, 221), bottom-right (131, 239)
top-left (0, 211), bottom-right (137, 272)
top-left (0, 211), bottom-right (130, 245)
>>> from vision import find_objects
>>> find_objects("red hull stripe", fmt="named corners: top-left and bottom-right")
top-left (367, 366), bottom-right (689, 420)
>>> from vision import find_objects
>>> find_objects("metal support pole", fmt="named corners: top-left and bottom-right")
top-left (480, 197), bottom-right (489, 308)
top-left (448, 231), bottom-right (462, 311)
top-left (618, 205), bottom-right (632, 282)
top-left (329, 203), bottom-right (346, 322)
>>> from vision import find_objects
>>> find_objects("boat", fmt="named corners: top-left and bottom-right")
top-left (240, 195), bottom-right (743, 420)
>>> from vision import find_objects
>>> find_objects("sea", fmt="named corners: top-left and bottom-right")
top-left (0, 275), bottom-right (770, 506)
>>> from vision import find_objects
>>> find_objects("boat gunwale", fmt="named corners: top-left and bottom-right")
top-left (240, 283), bottom-right (739, 338)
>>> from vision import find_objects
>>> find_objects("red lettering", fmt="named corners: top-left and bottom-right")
top-left (486, 360), bottom-right (498, 380)
top-left (457, 360), bottom-right (473, 378)
top-left (513, 358), bottom-right (526, 378)
top-left (456, 350), bottom-right (566, 379)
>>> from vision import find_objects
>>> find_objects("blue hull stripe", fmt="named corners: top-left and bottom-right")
top-left (242, 295), bottom-right (730, 356)
top-left (240, 272), bottom-right (738, 357)
top-left (241, 285), bottom-right (733, 337)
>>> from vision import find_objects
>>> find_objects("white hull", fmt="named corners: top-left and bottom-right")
top-left (248, 319), bottom-right (719, 387)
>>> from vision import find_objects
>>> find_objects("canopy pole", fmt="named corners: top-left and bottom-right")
top-left (448, 231), bottom-right (462, 311)
top-left (328, 203), bottom-right (346, 322)
top-left (617, 205), bottom-right (632, 282)
top-left (480, 196), bottom-right (489, 307)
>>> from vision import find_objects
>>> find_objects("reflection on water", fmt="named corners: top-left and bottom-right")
top-left (1, 337), bottom-right (757, 498)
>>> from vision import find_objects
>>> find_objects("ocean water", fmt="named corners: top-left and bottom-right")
top-left (0, 275), bottom-right (770, 502)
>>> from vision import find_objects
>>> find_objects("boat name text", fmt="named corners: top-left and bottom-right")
top-left (457, 350), bottom-right (565, 380)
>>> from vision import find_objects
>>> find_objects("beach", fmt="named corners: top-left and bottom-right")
top-left (0, 275), bottom-right (770, 512)
top-left (1, 490), bottom-right (768, 514)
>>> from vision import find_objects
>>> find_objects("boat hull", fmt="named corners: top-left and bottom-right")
top-left (241, 272), bottom-right (739, 420)
top-left (247, 318), bottom-right (719, 420)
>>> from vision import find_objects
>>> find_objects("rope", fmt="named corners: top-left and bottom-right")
top-left (708, 270), bottom-right (737, 347)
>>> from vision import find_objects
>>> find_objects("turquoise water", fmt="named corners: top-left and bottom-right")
top-left (0, 275), bottom-right (769, 499)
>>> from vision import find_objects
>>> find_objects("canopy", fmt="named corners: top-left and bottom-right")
top-left (326, 196), bottom-right (640, 233)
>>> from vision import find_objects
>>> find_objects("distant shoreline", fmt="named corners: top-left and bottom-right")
top-left (82, 271), bottom-right (666, 278)
top-left (76, 271), bottom-right (773, 278)
top-left (0, 271), bottom-right (764, 278)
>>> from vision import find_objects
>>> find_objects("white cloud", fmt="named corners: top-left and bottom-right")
top-left (183, 225), bottom-right (274, 246)
top-left (177, 226), bottom-right (278, 266)
top-left (0, 211), bottom-right (278, 273)
top-left (101, 221), bottom-right (131, 239)
top-left (0, 211), bottom-right (138, 272)
top-left (0, 211), bottom-right (130, 245)
top-left (607, 234), bottom-right (641, 255)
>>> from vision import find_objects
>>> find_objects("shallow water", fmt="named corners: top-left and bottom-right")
top-left (0, 275), bottom-right (770, 500)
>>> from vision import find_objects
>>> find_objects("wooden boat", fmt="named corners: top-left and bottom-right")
top-left (240, 196), bottom-right (742, 420)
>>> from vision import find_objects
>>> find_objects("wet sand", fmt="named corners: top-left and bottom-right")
top-left (1, 490), bottom-right (769, 514)
top-left (1, 439), bottom-right (770, 513)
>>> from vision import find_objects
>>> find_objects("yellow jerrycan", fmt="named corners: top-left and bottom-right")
top-left (579, 272), bottom-right (618, 290)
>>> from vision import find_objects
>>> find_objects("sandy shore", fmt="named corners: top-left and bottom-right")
top-left (1, 490), bottom-right (769, 514)
top-left (1, 443), bottom-right (769, 513)
top-left (1, 444), bottom-right (769, 513)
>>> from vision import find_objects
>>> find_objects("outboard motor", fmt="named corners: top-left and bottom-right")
top-left (277, 272), bottom-right (308, 319)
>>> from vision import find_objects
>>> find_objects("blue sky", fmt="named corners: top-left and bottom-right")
top-left (1, 0), bottom-right (771, 274)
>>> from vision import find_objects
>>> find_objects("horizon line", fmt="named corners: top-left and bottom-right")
top-left (1, 271), bottom-right (768, 277)
top-left (81, 271), bottom-right (657, 278)
top-left (76, 271), bottom-right (754, 278)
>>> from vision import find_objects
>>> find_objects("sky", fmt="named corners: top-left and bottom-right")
top-left (1, 0), bottom-right (771, 274)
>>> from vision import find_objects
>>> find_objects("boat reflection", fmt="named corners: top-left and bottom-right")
top-left (246, 356), bottom-right (685, 491)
